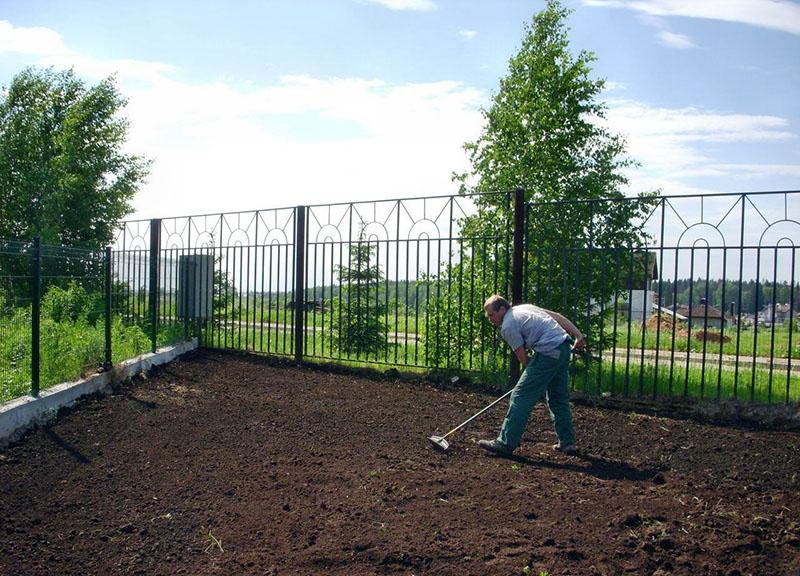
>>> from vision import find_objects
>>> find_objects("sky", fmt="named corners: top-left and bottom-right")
top-left (0, 0), bottom-right (799, 221)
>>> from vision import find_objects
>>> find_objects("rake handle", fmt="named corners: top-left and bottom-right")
top-left (439, 346), bottom-right (589, 441)
top-left (440, 388), bottom-right (514, 440)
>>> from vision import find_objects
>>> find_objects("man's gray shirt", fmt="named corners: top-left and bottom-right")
top-left (500, 304), bottom-right (568, 358)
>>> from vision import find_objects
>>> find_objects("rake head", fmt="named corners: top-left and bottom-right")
top-left (427, 435), bottom-right (450, 452)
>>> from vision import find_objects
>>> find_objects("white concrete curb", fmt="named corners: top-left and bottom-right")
top-left (0, 338), bottom-right (198, 447)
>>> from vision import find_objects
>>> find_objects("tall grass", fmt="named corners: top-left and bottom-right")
top-left (0, 280), bottom-right (195, 403)
top-left (0, 315), bottom-right (158, 403)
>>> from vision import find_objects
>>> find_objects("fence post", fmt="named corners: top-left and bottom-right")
top-left (149, 219), bottom-right (161, 353)
top-left (104, 246), bottom-right (112, 370)
top-left (31, 236), bottom-right (41, 396)
top-left (509, 187), bottom-right (526, 385)
top-left (294, 206), bottom-right (306, 364)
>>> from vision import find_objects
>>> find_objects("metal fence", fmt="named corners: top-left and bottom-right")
top-left (523, 191), bottom-right (800, 404)
top-left (115, 189), bottom-right (799, 405)
top-left (1, 238), bottom-right (110, 401)
top-left (0, 233), bottom-right (200, 404)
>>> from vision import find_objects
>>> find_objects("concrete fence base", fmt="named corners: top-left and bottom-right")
top-left (0, 338), bottom-right (198, 447)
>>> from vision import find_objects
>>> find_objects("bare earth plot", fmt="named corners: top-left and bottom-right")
top-left (1, 350), bottom-right (799, 576)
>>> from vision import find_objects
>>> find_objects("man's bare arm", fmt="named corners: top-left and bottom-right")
top-left (514, 346), bottom-right (528, 367)
top-left (540, 308), bottom-right (586, 349)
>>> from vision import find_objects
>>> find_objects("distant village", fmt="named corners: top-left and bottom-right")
top-left (627, 291), bottom-right (798, 330)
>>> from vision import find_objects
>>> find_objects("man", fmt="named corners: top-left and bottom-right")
top-left (479, 294), bottom-right (585, 456)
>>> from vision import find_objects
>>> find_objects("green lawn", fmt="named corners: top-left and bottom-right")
top-left (612, 320), bottom-right (799, 359)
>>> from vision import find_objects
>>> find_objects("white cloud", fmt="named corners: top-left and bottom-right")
top-left (363, 0), bottom-right (437, 11)
top-left (0, 20), bottom-right (69, 56)
top-left (602, 80), bottom-right (627, 92)
top-left (677, 163), bottom-right (800, 179)
top-left (122, 75), bottom-right (485, 218)
top-left (656, 30), bottom-right (697, 49)
top-left (603, 100), bottom-right (797, 193)
top-left (582, 0), bottom-right (800, 36)
top-left (0, 20), bottom-right (175, 83)
top-left (459, 29), bottom-right (478, 40)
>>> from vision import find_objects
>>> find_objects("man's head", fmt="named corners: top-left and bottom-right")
top-left (484, 294), bottom-right (511, 327)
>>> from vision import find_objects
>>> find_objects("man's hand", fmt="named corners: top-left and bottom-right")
top-left (571, 335), bottom-right (586, 351)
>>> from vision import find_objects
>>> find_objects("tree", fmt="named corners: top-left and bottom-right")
top-left (334, 233), bottom-right (388, 358)
top-left (439, 0), bottom-right (657, 356)
top-left (0, 67), bottom-right (150, 247)
top-left (455, 1), bottom-right (640, 201)
top-left (212, 264), bottom-right (239, 327)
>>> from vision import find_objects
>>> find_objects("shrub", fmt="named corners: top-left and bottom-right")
top-left (41, 283), bottom-right (102, 325)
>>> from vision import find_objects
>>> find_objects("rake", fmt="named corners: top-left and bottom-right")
top-left (427, 345), bottom-right (591, 452)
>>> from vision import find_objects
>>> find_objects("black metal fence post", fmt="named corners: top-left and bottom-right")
top-left (148, 219), bottom-right (161, 353)
top-left (31, 236), bottom-right (41, 396)
top-left (510, 187), bottom-right (526, 385)
top-left (294, 206), bottom-right (306, 364)
top-left (104, 246), bottom-right (112, 370)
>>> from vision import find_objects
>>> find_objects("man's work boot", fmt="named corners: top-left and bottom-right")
top-left (478, 439), bottom-right (513, 456)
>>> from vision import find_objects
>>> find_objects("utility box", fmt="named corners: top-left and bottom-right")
top-left (177, 254), bottom-right (213, 319)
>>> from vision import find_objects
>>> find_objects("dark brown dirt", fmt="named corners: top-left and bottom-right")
top-left (1, 350), bottom-right (799, 576)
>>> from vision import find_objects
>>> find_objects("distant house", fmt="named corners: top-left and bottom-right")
top-left (675, 298), bottom-right (726, 330)
top-left (623, 251), bottom-right (659, 291)
top-left (623, 251), bottom-right (659, 322)
top-left (760, 303), bottom-right (793, 325)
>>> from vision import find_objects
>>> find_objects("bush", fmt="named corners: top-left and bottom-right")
top-left (41, 283), bottom-right (103, 325)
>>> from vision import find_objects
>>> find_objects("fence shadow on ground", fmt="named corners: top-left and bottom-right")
top-left (43, 428), bottom-right (90, 464)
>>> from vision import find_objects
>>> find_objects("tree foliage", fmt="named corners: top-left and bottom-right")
top-left (455, 1), bottom-right (633, 201)
top-left (0, 67), bottom-right (150, 247)
top-left (212, 262), bottom-right (238, 327)
top-left (335, 234), bottom-right (388, 358)
top-left (429, 0), bottom-right (659, 360)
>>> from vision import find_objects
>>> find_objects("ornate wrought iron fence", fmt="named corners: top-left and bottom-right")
top-left (524, 191), bottom-right (800, 404)
top-left (303, 193), bottom-right (512, 371)
top-left (115, 189), bottom-right (799, 405)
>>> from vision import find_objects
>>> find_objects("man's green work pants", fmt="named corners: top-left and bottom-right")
top-left (498, 340), bottom-right (576, 450)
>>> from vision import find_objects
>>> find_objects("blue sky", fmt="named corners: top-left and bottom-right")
top-left (0, 0), bottom-right (798, 220)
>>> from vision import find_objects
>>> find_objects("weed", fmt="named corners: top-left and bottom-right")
top-left (200, 526), bottom-right (224, 554)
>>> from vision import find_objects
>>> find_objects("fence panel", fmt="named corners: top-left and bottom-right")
top-left (115, 208), bottom-right (299, 357)
top-left (0, 238), bottom-right (109, 402)
top-left (525, 191), bottom-right (800, 403)
top-left (303, 193), bottom-right (512, 375)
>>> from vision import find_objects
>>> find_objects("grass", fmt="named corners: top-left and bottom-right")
top-left (0, 313), bottom-right (190, 403)
top-left (4, 294), bottom-right (798, 406)
top-left (570, 355), bottom-right (800, 404)
top-left (615, 320), bottom-right (799, 359)
top-left (202, 324), bottom-right (503, 378)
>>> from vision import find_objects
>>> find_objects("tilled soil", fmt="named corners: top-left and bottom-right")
top-left (1, 350), bottom-right (799, 576)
